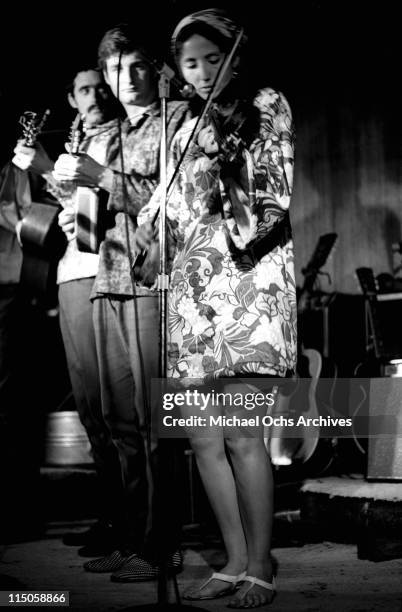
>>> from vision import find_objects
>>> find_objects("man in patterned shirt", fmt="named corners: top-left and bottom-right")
top-left (53, 25), bottom-right (190, 581)
top-left (13, 67), bottom-right (124, 556)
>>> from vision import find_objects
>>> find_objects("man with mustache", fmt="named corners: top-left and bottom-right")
top-left (13, 66), bottom-right (124, 557)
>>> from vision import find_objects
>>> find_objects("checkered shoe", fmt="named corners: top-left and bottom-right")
top-left (83, 549), bottom-right (128, 573)
top-left (111, 550), bottom-right (183, 583)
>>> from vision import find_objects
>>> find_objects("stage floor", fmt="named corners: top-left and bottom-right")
top-left (1, 524), bottom-right (401, 611)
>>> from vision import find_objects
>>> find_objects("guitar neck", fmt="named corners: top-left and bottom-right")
top-left (355, 267), bottom-right (385, 359)
top-left (298, 275), bottom-right (316, 309)
top-left (367, 299), bottom-right (385, 359)
top-left (298, 233), bottom-right (338, 312)
top-left (69, 113), bottom-right (83, 155)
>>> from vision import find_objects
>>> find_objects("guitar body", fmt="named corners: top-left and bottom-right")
top-left (293, 349), bottom-right (322, 461)
top-left (20, 201), bottom-right (65, 253)
top-left (75, 187), bottom-right (110, 254)
top-left (270, 348), bottom-right (322, 466)
top-left (20, 201), bottom-right (67, 303)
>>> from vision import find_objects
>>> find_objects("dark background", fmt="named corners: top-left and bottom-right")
top-left (1, 0), bottom-right (401, 343)
top-left (0, 0), bottom-right (399, 161)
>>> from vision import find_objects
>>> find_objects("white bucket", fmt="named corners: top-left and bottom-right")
top-left (44, 411), bottom-right (93, 466)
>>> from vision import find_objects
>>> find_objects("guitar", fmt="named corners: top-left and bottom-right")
top-left (269, 233), bottom-right (338, 472)
top-left (269, 349), bottom-right (322, 466)
top-left (347, 266), bottom-right (384, 460)
top-left (14, 110), bottom-right (68, 302)
top-left (69, 113), bottom-right (109, 254)
top-left (298, 233), bottom-right (338, 312)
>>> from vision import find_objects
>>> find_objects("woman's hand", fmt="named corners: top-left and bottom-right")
top-left (197, 125), bottom-right (219, 156)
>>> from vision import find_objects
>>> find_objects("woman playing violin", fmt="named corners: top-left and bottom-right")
top-left (136, 8), bottom-right (297, 608)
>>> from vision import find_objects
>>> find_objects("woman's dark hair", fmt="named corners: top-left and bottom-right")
top-left (175, 21), bottom-right (233, 59)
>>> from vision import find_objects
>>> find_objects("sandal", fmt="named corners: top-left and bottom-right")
top-left (227, 575), bottom-right (276, 608)
top-left (183, 570), bottom-right (247, 601)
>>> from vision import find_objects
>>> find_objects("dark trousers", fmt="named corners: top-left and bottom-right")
top-left (58, 279), bottom-right (123, 526)
top-left (92, 295), bottom-right (159, 554)
top-left (0, 284), bottom-right (42, 538)
top-left (0, 284), bottom-right (17, 421)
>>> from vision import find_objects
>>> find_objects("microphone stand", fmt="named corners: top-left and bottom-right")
top-left (157, 63), bottom-right (171, 386)
top-left (123, 64), bottom-right (208, 612)
top-left (127, 32), bottom-right (244, 608)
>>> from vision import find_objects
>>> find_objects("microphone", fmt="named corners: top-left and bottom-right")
top-left (140, 49), bottom-right (195, 99)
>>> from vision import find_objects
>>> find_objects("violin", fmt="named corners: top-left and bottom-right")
top-left (200, 102), bottom-right (246, 163)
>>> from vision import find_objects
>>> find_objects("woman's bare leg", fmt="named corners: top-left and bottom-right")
top-left (185, 436), bottom-right (247, 598)
top-left (224, 382), bottom-right (275, 607)
top-left (226, 435), bottom-right (275, 606)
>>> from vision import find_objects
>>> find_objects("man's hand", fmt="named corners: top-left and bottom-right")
top-left (58, 206), bottom-right (76, 241)
top-left (134, 221), bottom-right (154, 254)
top-left (53, 153), bottom-right (106, 188)
top-left (12, 141), bottom-right (54, 175)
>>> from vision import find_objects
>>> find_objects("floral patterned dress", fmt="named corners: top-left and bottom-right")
top-left (139, 87), bottom-right (297, 381)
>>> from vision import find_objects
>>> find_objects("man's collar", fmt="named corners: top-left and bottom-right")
top-left (125, 100), bottom-right (160, 127)
top-left (84, 117), bottom-right (120, 137)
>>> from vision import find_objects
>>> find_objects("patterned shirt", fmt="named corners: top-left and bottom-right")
top-left (139, 87), bottom-right (297, 381)
top-left (92, 100), bottom-right (190, 298)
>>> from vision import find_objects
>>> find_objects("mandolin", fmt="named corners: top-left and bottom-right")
top-left (14, 110), bottom-right (67, 302)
